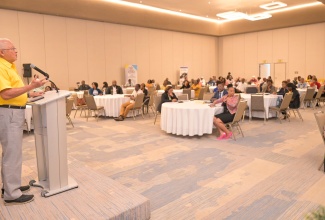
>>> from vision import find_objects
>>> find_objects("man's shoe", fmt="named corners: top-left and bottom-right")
top-left (1, 185), bottom-right (30, 198)
top-left (4, 194), bottom-right (34, 206)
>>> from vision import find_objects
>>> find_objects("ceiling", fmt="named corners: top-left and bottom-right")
top-left (1, 0), bottom-right (325, 36)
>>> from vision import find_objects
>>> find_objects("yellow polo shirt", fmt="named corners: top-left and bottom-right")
top-left (191, 84), bottom-right (201, 98)
top-left (0, 57), bottom-right (27, 106)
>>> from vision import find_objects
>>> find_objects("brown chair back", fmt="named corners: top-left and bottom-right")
top-left (197, 88), bottom-right (205, 100)
top-left (84, 95), bottom-right (98, 110)
top-left (183, 89), bottom-right (191, 100)
top-left (66, 99), bottom-right (74, 116)
top-left (251, 95), bottom-right (264, 111)
top-left (133, 93), bottom-right (144, 109)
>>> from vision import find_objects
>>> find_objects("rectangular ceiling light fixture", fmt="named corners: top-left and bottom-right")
top-left (245, 13), bottom-right (272, 21)
top-left (260, 1), bottom-right (287, 10)
top-left (216, 11), bottom-right (247, 20)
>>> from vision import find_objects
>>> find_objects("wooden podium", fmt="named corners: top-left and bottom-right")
top-left (29, 90), bottom-right (78, 197)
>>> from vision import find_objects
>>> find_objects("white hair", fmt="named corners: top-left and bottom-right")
top-left (0, 38), bottom-right (12, 49)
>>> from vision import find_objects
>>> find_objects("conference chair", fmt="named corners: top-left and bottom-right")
top-left (154, 95), bottom-right (162, 125)
top-left (183, 89), bottom-right (192, 100)
top-left (177, 94), bottom-right (188, 100)
top-left (144, 93), bottom-right (157, 117)
top-left (130, 93), bottom-right (145, 120)
top-left (84, 95), bottom-right (106, 121)
top-left (250, 95), bottom-right (266, 124)
top-left (245, 86), bottom-right (258, 94)
top-left (303, 88), bottom-right (315, 109)
top-left (269, 93), bottom-right (293, 123)
top-left (66, 98), bottom-right (74, 127)
top-left (313, 86), bottom-right (324, 108)
top-left (288, 92), bottom-right (305, 122)
top-left (197, 88), bottom-right (205, 100)
top-left (203, 93), bottom-right (213, 101)
top-left (225, 101), bottom-right (247, 140)
top-left (74, 93), bottom-right (88, 118)
top-left (314, 111), bottom-right (325, 172)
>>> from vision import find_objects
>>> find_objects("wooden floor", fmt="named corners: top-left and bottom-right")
top-left (1, 106), bottom-right (325, 219)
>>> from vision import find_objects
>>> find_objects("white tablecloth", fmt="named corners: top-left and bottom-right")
top-left (71, 91), bottom-right (84, 98)
top-left (240, 94), bottom-right (282, 119)
top-left (25, 105), bottom-right (32, 131)
top-left (122, 87), bottom-right (135, 94)
top-left (209, 86), bottom-right (217, 93)
top-left (161, 101), bottom-right (224, 136)
top-left (94, 94), bottom-right (130, 117)
top-left (157, 90), bottom-right (195, 99)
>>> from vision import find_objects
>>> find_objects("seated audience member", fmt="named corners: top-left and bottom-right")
top-left (180, 80), bottom-right (191, 89)
top-left (107, 80), bottom-right (123, 95)
top-left (151, 79), bottom-right (156, 88)
top-left (277, 81), bottom-right (289, 97)
top-left (286, 79), bottom-right (291, 83)
top-left (45, 86), bottom-right (52, 92)
top-left (191, 79), bottom-right (201, 99)
top-left (140, 83), bottom-right (149, 102)
top-left (287, 83), bottom-right (300, 109)
top-left (31, 74), bottom-right (45, 92)
top-left (293, 77), bottom-right (298, 85)
top-left (146, 79), bottom-right (154, 89)
top-left (125, 79), bottom-right (134, 87)
top-left (227, 84), bottom-right (241, 93)
top-left (160, 80), bottom-right (169, 91)
top-left (297, 78), bottom-right (308, 88)
top-left (165, 78), bottom-right (172, 85)
top-left (200, 77), bottom-right (206, 86)
top-left (310, 77), bottom-right (321, 90)
top-left (250, 76), bottom-right (257, 85)
top-left (158, 86), bottom-right (178, 112)
top-left (79, 80), bottom-right (91, 91)
top-left (114, 84), bottom-right (143, 121)
top-left (259, 78), bottom-right (267, 92)
top-left (89, 82), bottom-right (103, 96)
top-left (307, 75), bottom-right (312, 82)
top-left (102, 82), bottom-right (109, 93)
top-left (236, 78), bottom-right (247, 93)
top-left (211, 81), bottom-right (228, 102)
top-left (210, 87), bottom-right (239, 140)
top-left (262, 79), bottom-right (276, 94)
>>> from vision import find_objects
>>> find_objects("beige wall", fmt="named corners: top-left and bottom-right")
top-left (0, 9), bottom-right (218, 89)
top-left (218, 22), bottom-right (325, 83)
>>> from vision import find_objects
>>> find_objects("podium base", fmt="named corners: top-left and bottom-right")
top-left (30, 176), bottom-right (78, 197)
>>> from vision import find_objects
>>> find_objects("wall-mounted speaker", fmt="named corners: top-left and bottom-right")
top-left (23, 63), bottom-right (32, 77)
top-left (318, 0), bottom-right (325, 4)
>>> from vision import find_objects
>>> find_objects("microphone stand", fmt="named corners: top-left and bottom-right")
top-left (49, 79), bottom-right (59, 93)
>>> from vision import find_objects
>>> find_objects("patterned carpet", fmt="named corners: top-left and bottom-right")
top-left (3, 107), bottom-right (325, 219)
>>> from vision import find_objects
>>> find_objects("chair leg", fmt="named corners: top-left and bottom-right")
top-left (296, 110), bottom-right (303, 121)
top-left (237, 123), bottom-right (244, 138)
top-left (229, 124), bottom-right (236, 141)
top-left (74, 109), bottom-right (78, 118)
top-left (154, 112), bottom-right (158, 125)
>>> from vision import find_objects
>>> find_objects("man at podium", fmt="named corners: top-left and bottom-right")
top-left (0, 38), bottom-right (47, 205)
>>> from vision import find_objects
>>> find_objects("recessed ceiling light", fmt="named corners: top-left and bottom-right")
top-left (216, 11), bottom-right (247, 20)
top-left (208, 2), bottom-right (211, 4)
top-left (245, 13), bottom-right (272, 21)
top-left (260, 1), bottom-right (287, 10)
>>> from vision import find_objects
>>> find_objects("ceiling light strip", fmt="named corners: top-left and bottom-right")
top-left (103, 0), bottom-right (222, 23)
top-left (268, 2), bottom-right (322, 14)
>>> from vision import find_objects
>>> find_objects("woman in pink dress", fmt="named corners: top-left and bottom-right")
top-left (210, 87), bottom-right (239, 140)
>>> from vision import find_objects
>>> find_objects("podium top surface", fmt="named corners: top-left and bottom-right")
top-left (28, 90), bottom-right (71, 106)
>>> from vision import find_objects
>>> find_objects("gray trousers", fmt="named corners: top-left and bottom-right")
top-left (0, 108), bottom-right (24, 200)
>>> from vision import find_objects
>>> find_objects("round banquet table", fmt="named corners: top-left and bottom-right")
top-left (94, 94), bottom-right (130, 117)
top-left (71, 91), bottom-right (84, 98)
top-left (122, 87), bottom-right (135, 94)
top-left (157, 89), bottom-right (195, 98)
top-left (161, 101), bottom-right (224, 136)
top-left (240, 93), bottom-right (283, 119)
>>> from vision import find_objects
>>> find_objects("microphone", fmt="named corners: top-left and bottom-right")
top-left (30, 64), bottom-right (49, 79)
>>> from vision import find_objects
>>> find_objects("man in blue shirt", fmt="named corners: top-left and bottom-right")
top-left (211, 81), bottom-right (228, 102)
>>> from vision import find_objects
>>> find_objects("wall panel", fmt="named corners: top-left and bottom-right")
top-left (43, 15), bottom-right (69, 89)
top-left (66, 18), bottom-right (88, 85)
top-left (306, 23), bottom-right (325, 79)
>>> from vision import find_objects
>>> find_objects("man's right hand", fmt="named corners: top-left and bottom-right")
top-left (30, 78), bottom-right (48, 89)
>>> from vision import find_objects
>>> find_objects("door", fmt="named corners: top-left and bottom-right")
top-left (274, 63), bottom-right (286, 87)
top-left (259, 63), bottom-right (271, 79)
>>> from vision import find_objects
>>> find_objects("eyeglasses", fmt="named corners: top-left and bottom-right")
top-left (1, 48), bottom-right (17, 52)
